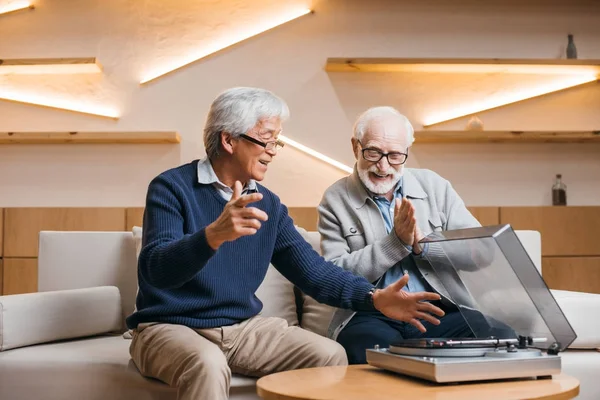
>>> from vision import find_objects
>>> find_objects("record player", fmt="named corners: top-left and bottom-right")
top-left (366, 224), bottom-right (577, 383)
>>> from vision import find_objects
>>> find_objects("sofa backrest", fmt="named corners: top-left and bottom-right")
top-left (514, 230), bottom-right (542, 273)
top-left (37, 228), bottom-right (542, 335)
top-left (37, 229), bottom-right (300, 329)
top-left (38, 231), bottom-right (139, 329)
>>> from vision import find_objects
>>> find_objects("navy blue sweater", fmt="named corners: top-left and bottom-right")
top-left (126, 161), bottom-right (375, 329)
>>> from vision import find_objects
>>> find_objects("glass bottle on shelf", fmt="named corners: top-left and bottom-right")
top-left (552, 174), bottom-right (567, 206)
top-left (566, 34), bottom-right (577, 59)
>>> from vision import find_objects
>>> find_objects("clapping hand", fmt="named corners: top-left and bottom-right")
top-left (394, 198), bottom-right (416, 246)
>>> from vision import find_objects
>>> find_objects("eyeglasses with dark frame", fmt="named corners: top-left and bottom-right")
top-left (239, 134), bottom-right (285, 152)
top-left (357, 140), bottom-right (408, 165)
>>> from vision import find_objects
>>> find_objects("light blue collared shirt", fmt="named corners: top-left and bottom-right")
top-left (197, 157), bottom-right (257, 201)
top-left (372, 178), bottom-right (431, 293)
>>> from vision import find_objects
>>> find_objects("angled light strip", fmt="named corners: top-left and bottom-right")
top-left (423, 75), bottom-right (598, 127)
top-left (0, 57), bottom-right (102, 75)
top-left (279, 135), bottom-right (353, 174)
top-left (0, 1), bottom-right (33, 15)
top-left (0, 90), bottom-right (120, 119)
top-left (140, 8), bottom-right (312, 84)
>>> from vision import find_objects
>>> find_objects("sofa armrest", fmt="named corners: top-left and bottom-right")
top-left (551, 289), bottom-right (600, 349)
top-left (0, 286), bottom-right (122, 351)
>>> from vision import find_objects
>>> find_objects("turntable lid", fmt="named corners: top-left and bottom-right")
top-left (418, 224), bottom-right (576, 352)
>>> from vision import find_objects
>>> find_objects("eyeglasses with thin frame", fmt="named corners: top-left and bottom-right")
top-left (240, 134), bottom-right (285, 152)
top-left (357, 140), bottom-right (408, 165)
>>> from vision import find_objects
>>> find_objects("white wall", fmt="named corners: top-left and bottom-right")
top-left (1, 0), bottom-right (599, 207)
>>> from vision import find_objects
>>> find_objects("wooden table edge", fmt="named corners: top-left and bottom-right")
top-left (255, 365), bottom-right (580, 400)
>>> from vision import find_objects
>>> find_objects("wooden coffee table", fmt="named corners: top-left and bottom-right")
top-left (256, 365), bottom-right (579, 400)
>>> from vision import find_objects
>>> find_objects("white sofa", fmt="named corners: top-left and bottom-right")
top-left (0, 228), bottom-right (599, 400)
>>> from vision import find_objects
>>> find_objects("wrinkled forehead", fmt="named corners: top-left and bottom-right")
top-left (252, 117), bottom-right (282, 139)
top-left (362, 118), bottom-right (410, 148)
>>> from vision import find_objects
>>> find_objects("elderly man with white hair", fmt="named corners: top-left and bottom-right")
top-left (317, 106), bottom-right (514, 364)
top-left (126, 90), bottom-right (447, 400)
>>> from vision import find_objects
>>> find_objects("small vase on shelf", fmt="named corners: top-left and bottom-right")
top-left (466, 116), bottom-right (484, 131)
top-left (552, 174), bottom-right (567, 206)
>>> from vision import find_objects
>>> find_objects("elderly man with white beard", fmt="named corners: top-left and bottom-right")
top-left (317, 106), bottom-right (514, 364)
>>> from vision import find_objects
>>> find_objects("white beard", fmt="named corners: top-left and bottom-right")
top-left (358, 165), bottom-right (402, 195)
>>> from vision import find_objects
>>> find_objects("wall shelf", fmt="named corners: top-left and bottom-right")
top-left (0, 131), bottom-right (181, 144)
top-left (0, 57), bottom-right (102, 74)
top-left (325, 58), bottom-right (600, 75)
top-left (414, 131), bottom-right (600, 143)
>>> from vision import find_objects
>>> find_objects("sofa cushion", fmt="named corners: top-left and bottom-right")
top-left (515, 230), bottom-right (541, 272)
top-left (552, 289), bottom-right (600, 349)
top-left (132, 226), bottom-right (298, 327)
top-left (295, 227), bottom-right (336, 336)
top-left (131, 225), bottom-right (143, 314)
top-left (560, 350), bottom-right (600, 400)
top-left (0, 335), bottom-right (258, 400)
top-left (0, 287), bottom-right (122, 351)
top-left (255, 266), bottom-right (299, 326)
top-left (133, 226), bottom-right (143, 257)
top-left (38, 231), bottom-right (139, 326)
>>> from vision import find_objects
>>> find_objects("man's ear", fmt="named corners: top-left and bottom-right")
top-left (220, 132), bottom-right (235, 155)
top-left (351, 137), bottom-right (359, 160)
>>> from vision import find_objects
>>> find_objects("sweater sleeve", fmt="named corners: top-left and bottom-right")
top-left (270, 203), bottom-right (375, 312)
top-left (139, 176), bottom-right (216, 289)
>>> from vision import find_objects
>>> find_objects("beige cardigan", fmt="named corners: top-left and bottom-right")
top-left (317, 167), bottom-right (481, 339)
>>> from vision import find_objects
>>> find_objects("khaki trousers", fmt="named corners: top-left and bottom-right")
top-left (129, 316), bottom-right (348, 400)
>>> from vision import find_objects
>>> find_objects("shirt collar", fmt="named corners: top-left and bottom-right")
top-left (372, 176), bottom-right (404, 202)
top-left (197, 157), bottom-right (257, 192)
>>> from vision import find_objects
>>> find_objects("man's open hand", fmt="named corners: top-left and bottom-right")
top-left (373, 274), bottom-right (445, 333)
top-left (205, 181), bottom-right (268, 250)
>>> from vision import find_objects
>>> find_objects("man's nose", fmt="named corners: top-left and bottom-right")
top-left (376, 156), bottom-right (390, 170)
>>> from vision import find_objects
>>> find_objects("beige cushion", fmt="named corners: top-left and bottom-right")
top-left (38, 231), bottom-right (139, 325)
top-left (560, 350), bottom-right (600, 400)
top-left (515, 230), bottom-right (541, 272)
top-left (552, 289), bottom-right (600, 349)
top-left (295, 227), bottom-right (336, 336)
top-left (0, 335), bottom-right (259, 400)
top-left (0, 287), bottom-right (122, 351)
top-left (133, 226), bottom-right (143, 257)
top-left (123, 226), bottom-right (144, 338)
top-left (255, 266), bottom-right (299, 325)
top-left (132, 226), bottom-right (298, 326)
top-left (131, 226), bottom-right (143, 311)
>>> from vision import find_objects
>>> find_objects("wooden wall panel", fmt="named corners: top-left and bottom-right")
top-left (0, 208), bottom-right (3, 257)
top-left (288, 207), bottom-right (319, 231)
top-left (126, 208), bottom-right (145, 230)
top-left (500, 207), bottom-right (600, 256)
top-left (287, 207), bottom-right (501, 232)
top-left (542, 257), bottom-right (600, 294)
top-left (0, 259), bottom-right (3, 296)
top-left (467, 207), bottom-right (499, 226)
top-left (3, 258), bottom-right (38, 295)
top-left (4, 208), bottom-right (126, 257)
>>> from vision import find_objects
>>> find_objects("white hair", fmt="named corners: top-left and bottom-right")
top-left (353, 106), bottom-right (415, 145)
top-left (203, 87), bottom-right (290, 159)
